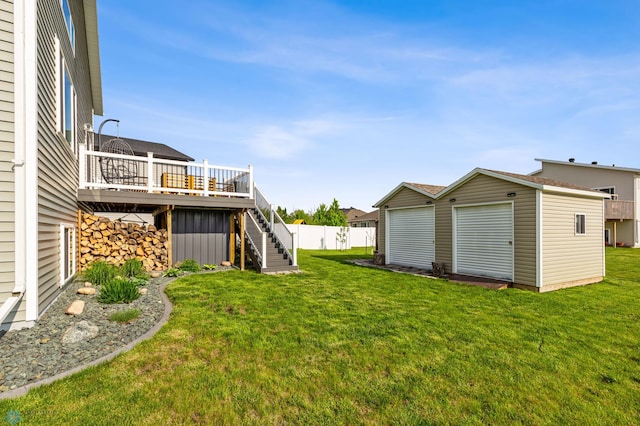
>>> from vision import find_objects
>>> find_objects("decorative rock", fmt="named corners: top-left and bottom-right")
top-left (150, 271), bottom-right (162, 279)
top-left (84, 281), bottom-right (93, 287)
top-left (77, 287), bottom-right (96, 295)
top-left (61, 321), bottom-right (99, 344)
top-left (139, 288), bottom-right (148, 295)
top-left (65, 300), bottom-right (85, 315)
top-left (39, 337), bottom-right (50, 344)
top-left (221, 261), bottom-right (231, 267)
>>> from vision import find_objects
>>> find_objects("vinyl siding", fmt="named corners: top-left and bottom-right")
top-left (435, 174), bottom-right (537, 286)
top-left (0, 0), bottom-right (17, 324)
top-left (541, 192), bottom-right (604, 286)
top-left (536, 163), bottom-right (636, 201)
top-left (377, 186), bottom-right (433, 257)
top-left (36, 0), bottom-right (95, 313)
top-left (172, 209), bottom-right (230, 265)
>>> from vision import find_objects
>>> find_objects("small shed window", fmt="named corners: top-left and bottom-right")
top-left (575, 214), bottom-right (586, 235)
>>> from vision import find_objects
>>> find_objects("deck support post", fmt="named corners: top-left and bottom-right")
top-left (229, 213), bottom-right (235, 264)
top-left (240, 209), bottom-right (246, 271)
top-left (167, 207), bottom-right (173, 267)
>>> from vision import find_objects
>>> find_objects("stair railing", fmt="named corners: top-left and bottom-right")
top-left (244, 211), bottom-right (267, 270)
top-left (253, 185), bottom-right (297, 267)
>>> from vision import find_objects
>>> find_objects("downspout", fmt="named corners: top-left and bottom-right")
top-left (0, 0), bottom-right (38, 327)
top-left (0, 1), bottom-right (36, 326)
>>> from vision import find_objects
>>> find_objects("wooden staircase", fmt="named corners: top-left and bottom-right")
top-left (242, 208), bottom-right (298, 274)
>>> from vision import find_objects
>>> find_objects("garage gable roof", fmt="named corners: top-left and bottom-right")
top-left (373, 182), bottom-right (446, 207)
top-left (440, 168), bottom-right (609, 199)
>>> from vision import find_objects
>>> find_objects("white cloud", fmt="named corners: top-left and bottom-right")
top-left (244, 119), bottom-right (342, 160)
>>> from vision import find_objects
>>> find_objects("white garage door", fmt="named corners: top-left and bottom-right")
top-left (455, 203), bottom-right (513, 281)
top-left (387, 206), bottom-right (435, 269)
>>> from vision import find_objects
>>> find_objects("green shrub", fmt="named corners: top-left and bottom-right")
top-left (203, 263), bottom-right (218, 270)
top-left (98, 279), bottom-right (141, 304)
top-left (178, 259), bottom-right (201, 272)
top-left (163, 268), bottom-right (181, 277)
top-left (109, 309), bottom-right (141, 323)
top-left (84, 261), bottom-right (117, 286)
top-left (129, 276), bottom-right (148, 287)
top-left (120, 258), bottom-right (147, 279)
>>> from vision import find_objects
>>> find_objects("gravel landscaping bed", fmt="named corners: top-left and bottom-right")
top-left (0, 275), bottom-right (172, 395)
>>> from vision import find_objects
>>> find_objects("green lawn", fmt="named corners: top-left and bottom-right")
top-left (2, 247), bottom-right (639, 425)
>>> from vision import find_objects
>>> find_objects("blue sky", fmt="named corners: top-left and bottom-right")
top-left (96, 0), bottom-right (640, 212)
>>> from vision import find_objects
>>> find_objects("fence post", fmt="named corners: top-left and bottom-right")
top-left (147, 152), bottom-right (154, 193)
top-left (261, 233), bottom-right (267, 269)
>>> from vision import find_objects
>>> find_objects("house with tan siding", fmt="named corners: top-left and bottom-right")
top-left (374, 168), bottom-right (607, 292)
top-left (531, 158), bottom-right (640, 248)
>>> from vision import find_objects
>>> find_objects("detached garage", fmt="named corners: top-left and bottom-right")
top-left (374, 169), bottom-right (608, 292)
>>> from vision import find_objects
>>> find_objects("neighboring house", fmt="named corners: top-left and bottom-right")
top-left (348, 210), bottom-right (379, 228)
top-left (0, 0), bottom-right (103, 330)
top-left (374, 168), bottom-right (607, 292)
top-left (1, 1), bottom-right (296, 331)
top-left (340, 207), bottom-right (367, 223)
top-left (96, 134), bottom-right (195, 162)
top-left (531, 158), bottom-right (640, 248)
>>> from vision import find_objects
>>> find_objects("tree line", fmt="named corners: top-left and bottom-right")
top-left (276, 198), bottom-right (348, 226)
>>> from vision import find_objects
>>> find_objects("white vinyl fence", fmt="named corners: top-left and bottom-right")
top-left (286, 224), bottom-right (376, 250)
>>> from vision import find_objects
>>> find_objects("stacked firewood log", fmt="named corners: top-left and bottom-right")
top-left (79, 213), bottom-right (168, 271)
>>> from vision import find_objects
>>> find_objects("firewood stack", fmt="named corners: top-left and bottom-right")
top-left (79, 213), bottom-right (169, 271)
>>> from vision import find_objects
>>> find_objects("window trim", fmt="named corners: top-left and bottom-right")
top-left (56, 37), bottom-right (77, 152)
top-left (60, 223), bottom-right (77, 286)
top-left (61, 0), bottom-right (75, 53)
top-left (575, 213), bottom-right (586, 235)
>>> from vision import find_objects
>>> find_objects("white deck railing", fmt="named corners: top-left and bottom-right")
top-left (254, 185), bottom-right (297, 266)
top-left (79, 143), bottom-right (253, 198)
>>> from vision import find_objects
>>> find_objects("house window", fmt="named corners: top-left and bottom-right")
top-left (594, 186), bottom-right (615, 195)
top-left (61, 0), bottom-right (75, 50)
top-left (575, 214), bottom-right (586, 235)
top-left (63, 67), bottom-right (76, 147)
top-left (56, 39), bottom-right (76, 150)
top-left (60, 224), bottom-right (76, 284)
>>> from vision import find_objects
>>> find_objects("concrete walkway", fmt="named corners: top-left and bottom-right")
top-left (350, 259), bottom-right (511, 290)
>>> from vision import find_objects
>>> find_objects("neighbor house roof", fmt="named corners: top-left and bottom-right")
top-left (96, 134), bottom-right (195, 162)
top-left (349, 210), bottom-right (379, 223)
top-left (373, 182), bottom-right (446, 207)
top-left (533, 158), bottom-right (640, 175)
top-left (340, 207), bottom-right (367, 221)
top-left (84, 0), bottom-right (103, 115)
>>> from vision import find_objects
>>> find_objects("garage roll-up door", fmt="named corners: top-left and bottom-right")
top-left (387, 206), bottom-right (435, 269)
top-left (455, 203), bottom-right (513, 281)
